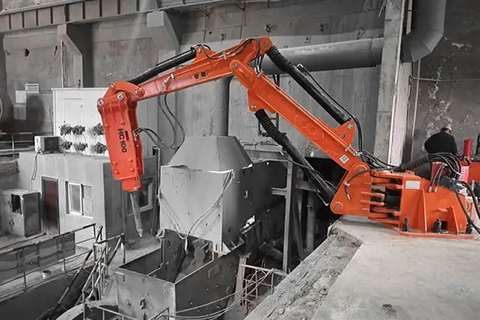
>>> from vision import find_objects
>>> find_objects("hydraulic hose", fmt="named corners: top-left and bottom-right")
top-left (394, 155), bottom-right (430, 171)
top-left (255, 110), bottom-right (336, 203)
top-left (265, 46), bottom-right (350, 125)
top-left (128, 47), bottom-right (196, 85)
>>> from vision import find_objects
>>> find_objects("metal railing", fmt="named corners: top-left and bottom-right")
top-left (0, 132), bottom-right (47, 159)
top-left (0, 223), bottom-right (97, 298)
top-left (81, 234), bottom-right (125, 303)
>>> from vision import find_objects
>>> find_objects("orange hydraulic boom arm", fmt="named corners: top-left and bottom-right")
top-left (98, 36), bottom-right (475, 239)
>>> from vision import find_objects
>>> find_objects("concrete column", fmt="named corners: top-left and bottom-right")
top-left (146, 11), bottom-right (180, 52)
top-left (57, 24), bottom-right (94, 87)
top-left (211, 77), bottom-right (232, 136)
top-left (373, 0), bottom-right (409, 164)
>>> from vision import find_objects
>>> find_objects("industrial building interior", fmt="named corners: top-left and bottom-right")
top-left (0, 0), bottom-right (480, 319)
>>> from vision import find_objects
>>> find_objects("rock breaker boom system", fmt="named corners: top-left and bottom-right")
top-left (97, 36), bottom-right (479, 239)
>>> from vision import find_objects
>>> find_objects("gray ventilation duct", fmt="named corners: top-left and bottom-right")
top-left (402, 0), bottom-right (446, 62)
top-left (262, 38), bottom-right (384, 74)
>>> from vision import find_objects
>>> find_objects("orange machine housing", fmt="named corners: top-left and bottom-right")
top-left (468, 162), bottom-right (480, 182)
top-left (97, 37), bottom-right (474, 239)
top-left (461, 138), bottom-right (479, 183)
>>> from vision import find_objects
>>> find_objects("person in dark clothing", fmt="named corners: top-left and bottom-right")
top-left (424, 124), bottom-right (458, 155)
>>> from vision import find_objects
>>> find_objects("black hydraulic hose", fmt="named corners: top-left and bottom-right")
top-left (255, 110), bottom-right (336, 203)
top-left (394, 155), bottom-right (430, 171)
top-left (128, 47), bottom-right (197, 85)
top-left (265, 46), bottom-right (350, 125)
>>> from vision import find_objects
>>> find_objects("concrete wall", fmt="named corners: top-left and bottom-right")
top-left (1, 0), bottom-right (385, 161)
top-left (3, 28), bottom-right (58, 133)
top-left (92, 15), bottom-right (157, 86)
top-left (17, 152), bottom-right (107, 237)
top-left (412, 0), bottom-right (480, 156)
top-left (0, 174), bottom-right (17, 190)
top-left (0, 161), bottom-right (18, 190)
top-left (176, 0), bottom-right (384, 156)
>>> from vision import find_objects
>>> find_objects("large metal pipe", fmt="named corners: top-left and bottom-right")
top-left (262, 38), bottom-right (384, 75)
top-left (401, 0), bottom-right (446, 62)
top-left (211, 77), bottom-right (232, 136)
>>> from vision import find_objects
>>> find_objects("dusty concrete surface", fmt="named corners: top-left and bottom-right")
top-left (247, 216), bottom-right (480, 320)
top-left (245, 228), bottom-right (361, 320)
top-left (313, 217), bottom-right (480, 320)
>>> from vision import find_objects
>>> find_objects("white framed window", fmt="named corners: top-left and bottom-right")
top-left (66, 182), bottom-right (93, 217)
top-left (127, 178), bottom-right (154, 215)
top-left (67, 182), bottom-right (82, 215)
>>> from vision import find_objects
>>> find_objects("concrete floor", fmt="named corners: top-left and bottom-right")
top-left (247, 216), bottom-right (480, 320)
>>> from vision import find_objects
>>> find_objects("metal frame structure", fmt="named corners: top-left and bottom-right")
top-left (81, 234), bottom-right (125, 303)
top-left (238, 264), bottom-right (286, 313)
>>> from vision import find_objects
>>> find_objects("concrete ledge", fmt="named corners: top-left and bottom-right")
top-left (247, 215), bottom-right (480, 320)
top-left (245, 227), bottom-right (361, 320)
top-left (313, 217), bottom-right (480, 320)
